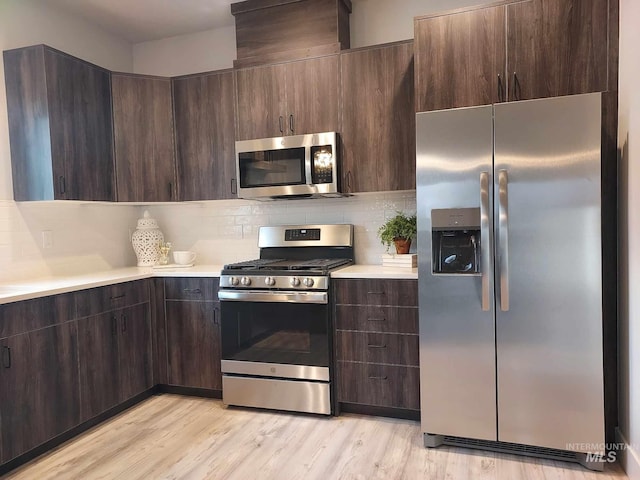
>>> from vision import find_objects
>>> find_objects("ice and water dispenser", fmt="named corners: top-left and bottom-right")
top-left (431, 208), bottom-right (481, 274)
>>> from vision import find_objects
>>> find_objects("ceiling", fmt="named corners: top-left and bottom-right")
top-left (45, 0), bottom-right (238, 43)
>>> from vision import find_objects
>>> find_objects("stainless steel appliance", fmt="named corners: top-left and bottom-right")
top-left (417, 93), bottom-right (605, 469)
top-left (235, 132), bottom-right (341, 200)
top-left (218, 224), bottom-right (354, 415)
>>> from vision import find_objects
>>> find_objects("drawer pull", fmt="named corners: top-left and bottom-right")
top-left (368, 375), bottom-right (388, 380)
top-left (367, 291), bottom-right (385, 295)
top-left (110, 294), bottom-right (126, 300)
top-left (183, 288), bottom-right (202, 294)
top-left (2, 346), bottom-right (11, 368)
top-left (367, 317), bottom-right (386, 322)
top-left (367, 344), bottom-right (387, 349)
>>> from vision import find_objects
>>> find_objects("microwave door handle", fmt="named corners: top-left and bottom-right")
top-left (480, 171), bottom-right (491, 311)
top-left (305, 146), bottom-right (313, 186)
top-left (498, 169), bottom-right (510, 311)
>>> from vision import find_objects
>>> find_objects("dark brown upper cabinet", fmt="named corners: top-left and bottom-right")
top-left (3, 45), bottom-right (115, 201)
top-left (340, 41), bottom-right (415, 193)
top-left (235, 55), bottom-right (339, 141)
top-left (173, 70), bottom-right (238, 200)
top-left (414, 5), bottom-right (506, 112)
top-left (112, 74), bottom-right (177, 202)
top-left (506, 0), bottom-right (609, 101)
top-left (415, 0), bottom-right (611, 112)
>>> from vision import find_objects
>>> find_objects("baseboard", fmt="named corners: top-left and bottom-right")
top-left (339, 402), bottom-right (420, 421)
top-left (158, 384), bottom-right (222, 399)
top-left (616, 428), bottom-right (640, 480)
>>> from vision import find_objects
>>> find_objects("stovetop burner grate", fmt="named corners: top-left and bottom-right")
top-left (223, 258), bottom-right (352, 273)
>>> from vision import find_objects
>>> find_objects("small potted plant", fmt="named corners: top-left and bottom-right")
top-left (377, 212), bottom-right (417, 254)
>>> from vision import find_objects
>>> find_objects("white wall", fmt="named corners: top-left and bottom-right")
top-left (617, 0), bottom-right (640, 477)
top-left (350, 0), bottom-right (488, 47)
top-left (133, 25), bottom-right (236, 76)
top-left (132, 0), bottom-right (492, 76)
top-left (0, 0), bottom-right (138, 281)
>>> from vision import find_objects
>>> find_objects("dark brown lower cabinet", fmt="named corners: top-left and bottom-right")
top-left (336, 331), bottom-right (419, 366)
top-left (78, 303), bottom-right (152, 423)
top-left (334, 278), bottom-right (419, 414)
top-left (166, 300), bottom-right (221, 390)
top-left (0, 322), bottom-right (80, 462)
top-left (118, 304), bottom-right (153, 400)
top-left (78, 312), bottom-right (120, 421)
top-left (337, 362), bottom-right (420, 411)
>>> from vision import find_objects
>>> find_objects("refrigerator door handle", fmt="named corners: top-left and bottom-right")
top-left (480, 171), bottom-right (491, 311)
top-left (498, 169), bottom-right (510, 311)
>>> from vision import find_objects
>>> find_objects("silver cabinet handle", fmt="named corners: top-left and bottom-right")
top-left (498, 169), bottom-right (510, 311)
top-left (480, 171), bottom-right (490, 311)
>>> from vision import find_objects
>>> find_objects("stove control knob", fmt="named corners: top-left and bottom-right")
top-left (241, 276), bottom-right (252, 286)
top-left (290, 277), bottom-right (301, 287)
top-left (229, 276), bottom-right (239, 286)
top-left (303, 277), bottom-right (315, 288)
top-left (265, 276), bottom-right (276, 286)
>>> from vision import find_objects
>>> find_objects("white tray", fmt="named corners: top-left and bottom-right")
top-left (152, 263), bottom-right (194, 269)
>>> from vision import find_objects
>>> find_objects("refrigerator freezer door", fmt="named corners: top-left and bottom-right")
top-left (417, 105), bottom-right (496, 441)
top-left (494, 93), bottom-right (604, 452)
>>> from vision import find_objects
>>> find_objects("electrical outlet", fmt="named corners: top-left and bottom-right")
top-left (42, 230), bottom-right (53, 249)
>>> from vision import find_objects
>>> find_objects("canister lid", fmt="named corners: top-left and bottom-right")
top-left (137, 210), bottom-right (159, 230)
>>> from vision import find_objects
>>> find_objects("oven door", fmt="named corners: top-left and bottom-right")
top-left (219, 290), bottom-right (330, 381)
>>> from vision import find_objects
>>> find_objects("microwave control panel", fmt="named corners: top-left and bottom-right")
top-left (311, 145), bottom-right (334, 184)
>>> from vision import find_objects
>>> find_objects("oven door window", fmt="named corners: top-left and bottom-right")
top-left (221, 301), bottom-right (329, 367)
top-left (239, 148), bottom-right (306, 188)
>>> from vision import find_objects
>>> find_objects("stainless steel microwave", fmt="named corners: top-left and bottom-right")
top-left (235, 132), bottom-right (341, 200)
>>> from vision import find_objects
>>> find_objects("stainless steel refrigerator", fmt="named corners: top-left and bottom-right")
top-left (417, 93), bottom-right (605, 466)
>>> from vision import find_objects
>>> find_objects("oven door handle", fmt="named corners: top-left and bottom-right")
top-left (218, 290), bottom-right (328, 304)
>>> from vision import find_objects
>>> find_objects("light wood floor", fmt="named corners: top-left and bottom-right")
top-left (2, 394), bottom-right (627, 480)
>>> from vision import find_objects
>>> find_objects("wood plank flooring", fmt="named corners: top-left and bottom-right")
top-left (2, 394), bottom-right (627, 480)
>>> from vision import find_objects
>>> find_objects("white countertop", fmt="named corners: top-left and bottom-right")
top-left (0, 263), bottom-right (416, 305)
top-left (330, 265), bottom-right (418, 279)
top-left (0, 265), bottom-right (224, 305)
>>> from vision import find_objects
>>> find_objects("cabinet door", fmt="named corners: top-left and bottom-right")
top-left (45, 48), bottom-right (115, 201)
top-left (285, 55), bottom-right (339, 136)
top-left (78, 312), bottom-right (120, 421)
top-left (0, 323), bottom-right (80, 462)
top-left (174, 71), bottom-right (237, 200)
top-left (166, 301), bottom-right (221, 390)
top-left (507, 0), bottom-right (609, 100)
top-left (236, 64), bottom-right (286, 140)
top-left (112, 74), bottom-right (176, 202)
top-left (118, 304), bottom-right (152, 401)
top-left (415, 6), bottom-right (506, 112)
top-left (341, 42), bottom-right (415, 193)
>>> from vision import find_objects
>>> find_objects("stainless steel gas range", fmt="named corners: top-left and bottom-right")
top-left (218, 224), bottom-right (354, 415)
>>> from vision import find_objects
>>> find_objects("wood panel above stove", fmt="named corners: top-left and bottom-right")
top-left (231, 0), bottom-right (352, 68)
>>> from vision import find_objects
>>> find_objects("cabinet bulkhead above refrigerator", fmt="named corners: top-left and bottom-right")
top-left (417, 93), bottom-right (606, 470)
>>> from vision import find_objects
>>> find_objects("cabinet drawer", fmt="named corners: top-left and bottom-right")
top-left (336, 331), bottom-right (418, 366)
top-left (75, 280), bottom-right (149, 318)
top-left (335, 305), bottom-right (418, 334)
top-left (334, 279), bottom-right (417, 306)
top-left (0, 294), bottom-right (75, 338)
top-left (164, 277), bottom-right (219, 301)
top-left (337, 362), bottom-right (420, 410)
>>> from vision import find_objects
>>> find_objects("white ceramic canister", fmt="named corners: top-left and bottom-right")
top-left (131, 210), bottom-right (164, 266)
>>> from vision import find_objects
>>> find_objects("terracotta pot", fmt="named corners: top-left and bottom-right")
top-left (393, 238), bottom-right (411, 254)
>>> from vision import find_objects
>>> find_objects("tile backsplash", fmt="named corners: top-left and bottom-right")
top-left (146, 191), bottom-right (417, 265)
top-left (0, 190), bottom-right (416, 282)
